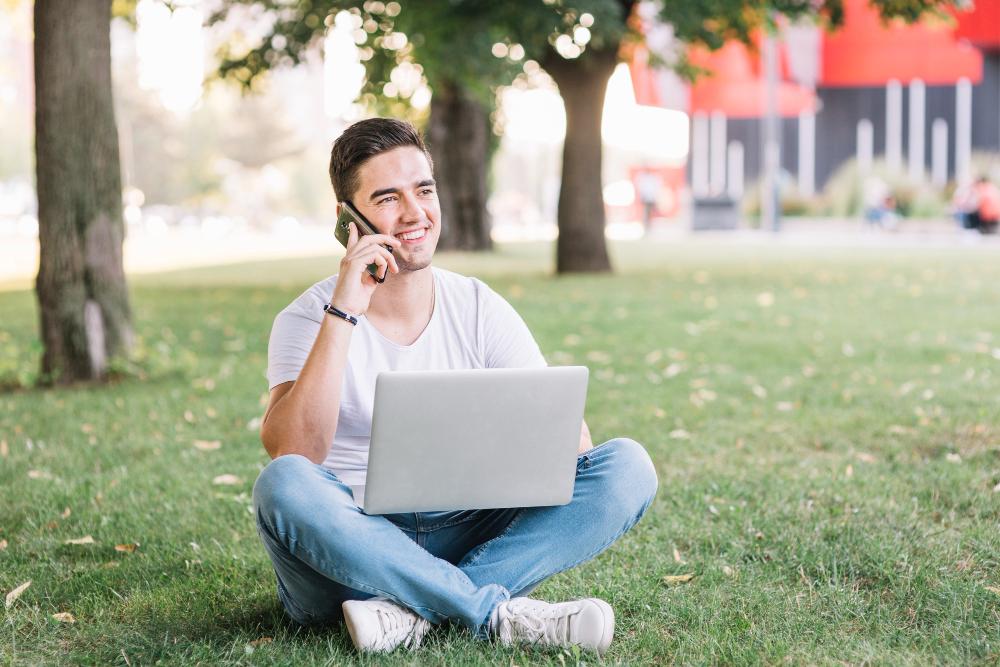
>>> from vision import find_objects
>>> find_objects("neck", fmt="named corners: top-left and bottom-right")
top-left (367, 266), bottom-right (434, 323)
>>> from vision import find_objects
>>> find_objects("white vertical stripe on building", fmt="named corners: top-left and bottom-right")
top-left (710, 111), bottom-right (727, 195)
top-left (727, 141), bottom-right (744, 199)
top-left (908, 79), bottom-right (926, 180)
top-left (931, 119), bottom-right (949, 188)
top-left (885, 80), bottom-right (903, 172)
top-left (857, 119), bottom-right (874, 174)
top-left (797, 111), bottom-right (815, 197)
top-left (692, 112), bottom-right (709, 197)
top-left (955, 78), bottom-right (972, 185)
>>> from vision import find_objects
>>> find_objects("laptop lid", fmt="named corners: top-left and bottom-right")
top-left (362, 366), bottom-right (589, 514)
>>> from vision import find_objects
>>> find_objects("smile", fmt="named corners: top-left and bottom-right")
top-left (396, 227), bottom-right (428, 242)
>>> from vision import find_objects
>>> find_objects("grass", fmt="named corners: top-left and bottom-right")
top-left (1, 239), bottom-right (999, 665)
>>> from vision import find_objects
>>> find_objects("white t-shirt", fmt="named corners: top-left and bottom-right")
top-left (266, 267), bottom-right (547, 489)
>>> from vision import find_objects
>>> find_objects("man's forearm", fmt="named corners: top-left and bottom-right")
top-left (261, 316), bottom-right (355, 462)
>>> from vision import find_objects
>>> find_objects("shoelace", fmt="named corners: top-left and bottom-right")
top-left (502, 602), bottom-right (577, 645)
top-left (374, 606), bottom-right (423, 649)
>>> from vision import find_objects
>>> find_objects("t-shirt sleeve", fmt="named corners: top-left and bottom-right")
top-left (266, 303), bottom-right (323, 390)
top-left (477, 281), bottom-right (547, 369)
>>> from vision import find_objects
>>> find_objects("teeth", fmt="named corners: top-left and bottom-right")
top-left (398, 228), bottom-right (426, 241)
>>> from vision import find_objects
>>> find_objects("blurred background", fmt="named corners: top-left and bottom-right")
top-left (1, 0), bottom-right (999, 286)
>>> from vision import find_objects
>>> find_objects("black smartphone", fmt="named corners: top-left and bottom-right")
top-left (335, 201), bottom-right (393, 283)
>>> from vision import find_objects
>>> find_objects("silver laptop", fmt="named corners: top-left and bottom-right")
top-left (360, 366), bottom-right (589, 514)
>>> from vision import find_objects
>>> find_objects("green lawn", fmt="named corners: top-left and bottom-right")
top-left (2, 240), bottom-right (999, 665)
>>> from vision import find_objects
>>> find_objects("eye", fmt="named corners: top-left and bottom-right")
top-left (419, 187), bottom-right (435, 196)
top-left (376, 195), bottom-right (398, 205)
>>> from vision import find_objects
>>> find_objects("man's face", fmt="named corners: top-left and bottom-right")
top-left (349, 146), bottom-right (441, 273)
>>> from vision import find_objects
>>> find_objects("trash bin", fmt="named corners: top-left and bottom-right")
top-left (691, 197), bottom-right (740, 231)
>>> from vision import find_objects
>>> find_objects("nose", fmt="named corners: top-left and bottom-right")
top-left (399, 191), bottom-right (425, 224)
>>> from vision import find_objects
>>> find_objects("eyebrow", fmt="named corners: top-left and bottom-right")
top-left (368, 179), bottom-right (436, 202)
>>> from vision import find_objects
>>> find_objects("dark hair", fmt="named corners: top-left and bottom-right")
top-left (328, 118), bottom-right (433, 202)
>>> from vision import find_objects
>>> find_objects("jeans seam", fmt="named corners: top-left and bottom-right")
top-left (257, 507), bottom-right (451, 624)
top-left (462, 508), bottom-right (527, 568)
top-left (512, 496), bottom-right (653, 597)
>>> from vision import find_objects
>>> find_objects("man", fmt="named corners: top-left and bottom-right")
top-left (253, 118), bottom-right (657, 655)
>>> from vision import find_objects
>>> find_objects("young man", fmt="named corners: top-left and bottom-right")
top-left (254, 118), bottom-right (657, 655)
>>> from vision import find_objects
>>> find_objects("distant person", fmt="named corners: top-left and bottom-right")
top-left (973, 176), bottom-right (1000, 235)
top-left (251, 118), bottom-right (657, 655)
top-left (862, 176), bottom-right (896, 229)
top-left (636, 169), bottom-right (659, 232)
top-left (951, 181), bottom-right (979, 230)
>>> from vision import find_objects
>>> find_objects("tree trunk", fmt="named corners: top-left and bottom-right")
top-left (427, 79), bottom-right (492, 252)
top-left (545, 47), bottom-right (619, 274)
top-left (34, 0), bottom-right (132, 384)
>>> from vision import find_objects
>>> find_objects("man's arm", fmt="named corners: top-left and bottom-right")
top-left (260, 222), bottom-right (400, 463)
top-left (260, 316), bottom-right (355, 462)
top-left (579, 419), bottom-right (593, 454)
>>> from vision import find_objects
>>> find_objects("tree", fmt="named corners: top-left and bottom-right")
top-left (34, 0), bottom-right (132, 383)
top-left (211, 2), bottom-right (523, 251)
top-left (211, 1), bottom-right (957, 274)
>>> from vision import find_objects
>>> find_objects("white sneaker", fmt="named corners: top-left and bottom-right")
top-left (491, 597), bottom-right (615, 655)
top-left (342, 598), bottom-right (432, 653)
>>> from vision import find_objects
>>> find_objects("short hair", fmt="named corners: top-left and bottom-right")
top-left (328, 118), bottom-right (433, 202)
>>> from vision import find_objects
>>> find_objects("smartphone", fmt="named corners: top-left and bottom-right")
top-left (335, 201), bottom-right (393, 283)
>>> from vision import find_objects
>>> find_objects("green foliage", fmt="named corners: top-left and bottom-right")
top-left (2, 242), bottom-right (999, 663)
top-left (819, 158), bottom-right (949, 218)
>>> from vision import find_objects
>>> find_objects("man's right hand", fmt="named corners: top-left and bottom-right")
top-left (331, 221), bottom-right (401, 315)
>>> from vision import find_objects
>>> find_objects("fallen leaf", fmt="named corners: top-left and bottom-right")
top-left (0, 539), bottom-right (7, 550)
top-left (776, 401), bottom-right (795, 412)
top-left (212, 474), bottom-right (242, 486)
top-left (722, 565), bottom-right (735, 576)
top-left (184, 410), bottom-right (195, 423)
top-left (946, 453), bottom-right (962, 463)
top-left (5, 581), bottom-right (31, 609)
top-left (115, 543), bottom-right (140, 553)
top-left (27, 470), bottom-right (53, 480)
top-left (845, 464), bottom-right (854, 478)
top-left (662, 573), bottom-right (695, 586)
top-left (993, 481), bottom-right (1000, 493)
top-left (663, 363), bottom-right (684, 378)
top-left (856, 452), bottom-right (877, 464)
top-left (60, 507), bottom-right (71, 519)
top-left (193, 440), bottom-right (221, 451)
top-left (986, 586), bottom-right (1000, 595)
top-left (52, 612), bottom-right (76, 623)
top-left (756, 292), bottom-right (774, 307)
top-left (673, 547), bottom-right (684, 564)
top-left (0, 439), bottom-right (7, 457)
top-left (249, 637), bottom-right (273, 648)
top-left (64, 536), bottom-right (95, 545)
top-left (669, 429), bottom-right (690, 440)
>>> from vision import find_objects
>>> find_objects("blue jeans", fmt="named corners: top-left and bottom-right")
top-left (252, 437), bottom-right (658, 638)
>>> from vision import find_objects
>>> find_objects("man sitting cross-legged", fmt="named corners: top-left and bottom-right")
top-left (253, 117), bottom-right (658, 655)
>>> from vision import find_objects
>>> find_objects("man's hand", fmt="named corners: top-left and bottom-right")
top-left (330, 221), bottom-right (401, 315)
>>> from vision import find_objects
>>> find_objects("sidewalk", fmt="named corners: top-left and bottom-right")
top-left (2, 217), bottom-right (997, 290)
